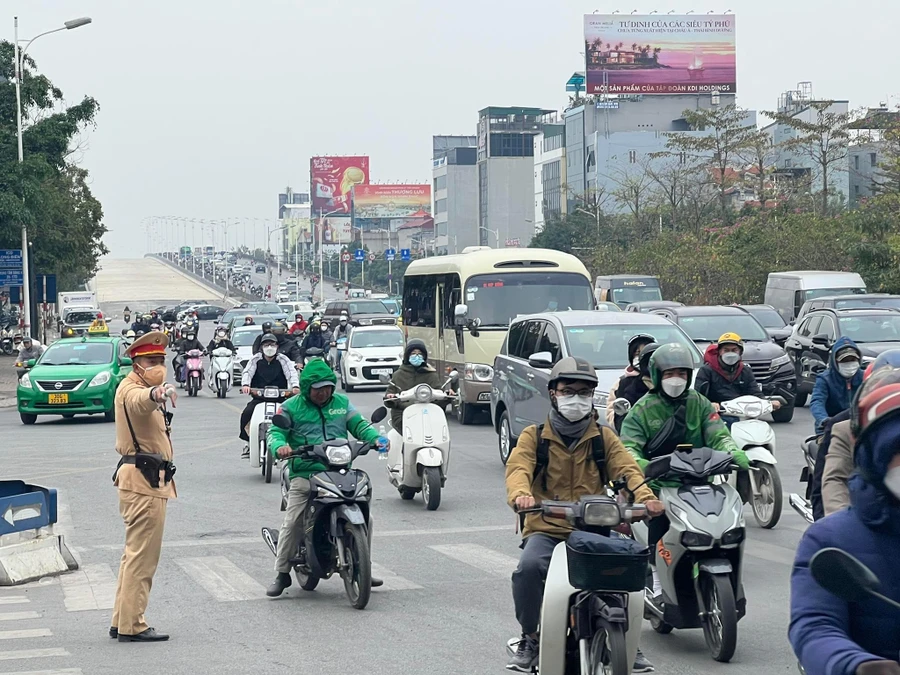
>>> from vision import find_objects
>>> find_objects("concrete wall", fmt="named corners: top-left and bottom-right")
top-left (481, 158), bottom-right (535, 247)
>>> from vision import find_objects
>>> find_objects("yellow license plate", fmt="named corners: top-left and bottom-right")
top-left (48, 393), bottom-right (69, 404)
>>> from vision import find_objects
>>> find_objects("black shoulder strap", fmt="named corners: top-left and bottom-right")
top-left (122, 402), bottom-right (142, 454)
top-left (532, 423), bottom-right (605, 492)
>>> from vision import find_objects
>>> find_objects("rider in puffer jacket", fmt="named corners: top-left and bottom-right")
top-left (810, 337), bottom-right (863, 433)
top-left (693, 334), bottom-right (760, 404)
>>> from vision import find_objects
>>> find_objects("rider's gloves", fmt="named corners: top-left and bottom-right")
top-left (731, 450), bottom-right (751, 470)
top-left (376, 436), bottom-right (390, 453)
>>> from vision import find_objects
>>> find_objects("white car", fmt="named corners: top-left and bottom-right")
top-left (231, 325), bottom-right (262, 381)
top-left (339, 325), bottom-right (404, 392)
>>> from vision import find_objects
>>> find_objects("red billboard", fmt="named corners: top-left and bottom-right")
top-left (310, 156), bottom-right (370, 214)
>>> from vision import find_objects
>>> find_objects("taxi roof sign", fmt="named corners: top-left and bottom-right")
top-left (87, 319), bottom-right (109, 335)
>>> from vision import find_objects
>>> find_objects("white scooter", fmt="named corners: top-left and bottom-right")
top-left (718, 396), bottom-right (784, 529)
top-left (208, 347), bottom-right (235, 398)
top-left (248, 387), bottom-right (292, 484)
top-left (371, 372), bottom-right (457, 510)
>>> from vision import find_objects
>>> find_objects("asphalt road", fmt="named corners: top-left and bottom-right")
top-left (0, 314), bottom-right (813, 675)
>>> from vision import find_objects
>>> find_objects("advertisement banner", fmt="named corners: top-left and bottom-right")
top-left (316, 216), bottom-right (352, 246)
top-left (310, 156), bottom-right (370, 213)
top-left (584, 15), bottom-right (736, 95)
top-left (352, 185), bottom-right (432, 219)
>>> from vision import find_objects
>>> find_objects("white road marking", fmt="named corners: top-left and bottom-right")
top-left (370, 563), bottom-right (423, 591)
top-left (0, 629), bottom-right (52, 640)
top-left (0, 613), bottom-right (40, 622)
top-left (0, 670), bottom-right (81, 675)
top-left (59, 563), bottom-right (116, 612)
top-left (175, 556), bottom-right (265, 601)
top-left (0, 598), bottom-right (29, 606)
top-left (429, 544), bottom-right (519, 578)
top-left (0, 648), bottom-right (69, 661)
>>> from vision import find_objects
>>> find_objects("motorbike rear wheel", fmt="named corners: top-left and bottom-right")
top-left (751, 463), bottom-right (783, 529)
top-left (589, 624), bottom-right (628, 675)
top-left (341, 523), bottom-right (372, 610)
top-left (700, 573), bottom-right (738, 662)
top-left (293, 565), bottom-right (320, 591)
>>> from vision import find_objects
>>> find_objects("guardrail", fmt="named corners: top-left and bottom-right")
top-left (148, 254), bottom-right (254, 304)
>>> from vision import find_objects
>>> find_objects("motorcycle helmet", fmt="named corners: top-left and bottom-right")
top-left (295, 313), bottom-right (303, 322)
top-left (244, 315), bottom-right (254, 325)
top-left (851, 349), bottom-right (900, 441)
top-left (272, 321), bottom-right (286, 336)
top-left (638, 342), bottom-right (661, 379)
top-left (310, 321), bottom-right (321, 334)
top-left (627, 333), bottom-right (656, 366)
top-left (649, 343), bottom-right (694, 400)
top-left (547, 356), bottom-right (598, 391)
top-left (717, 332), bottom-right (744, 351)
top-left (262, 321), bottom-right (273, 334)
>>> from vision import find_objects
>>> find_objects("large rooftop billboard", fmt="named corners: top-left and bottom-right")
top-left (584, 15), bottom-right (736, 95)
top-left (310, 156), bottom-right (370, 214)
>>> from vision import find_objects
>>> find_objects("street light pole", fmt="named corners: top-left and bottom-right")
top-left (318, 208), bottom-right (343, 306)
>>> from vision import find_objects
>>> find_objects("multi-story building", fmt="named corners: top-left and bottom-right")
top-left (534, 122), bottom-right (566, 233)
top-left (432, 136), bottom-right (477, 254)
top-left (278, 188), bottom-right (310, 219)
top-left (848, 108), bottom-right (900, 204)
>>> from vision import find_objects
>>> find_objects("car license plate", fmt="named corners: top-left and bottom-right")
top-left (372, 368), bottom-right (392, 376)
top-left (48, 393), bottom-right (68, 404)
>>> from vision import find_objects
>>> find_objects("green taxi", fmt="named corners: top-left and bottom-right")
top-left (17, 334), bottom-right (132, 425)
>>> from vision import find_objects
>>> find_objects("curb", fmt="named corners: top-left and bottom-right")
top-left (0, 398), bottom-right (17, 409)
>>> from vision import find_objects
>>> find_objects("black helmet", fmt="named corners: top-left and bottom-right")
top-left (262, 321), bottom-right (273, 333)
top-left (638, 341), bottom-right (661, 378)
top-left (404, 338), bottom-right (428, 364)
top-left (272, 321), bottom-right (286, 336)
top-left (548, 356), bottom-right (598, 390)
top-left (649, 343), bottom-right (694, 393)
top-left (627, 333), bottom-right (656, 365)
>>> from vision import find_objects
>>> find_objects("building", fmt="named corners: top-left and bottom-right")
top-left (848, 107), bottom-right (900, 204)
top-left (278, 187), bottom-right (310, 219)
top-left (533, 122), bottom-right (566, 233)
top-left (432, 136), bottom-right (477, 254)
top-left (477, 106), bottom-right (556, 248)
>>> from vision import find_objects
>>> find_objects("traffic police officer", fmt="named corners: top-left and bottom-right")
top-left (111, 331), bottom-right (177, 642)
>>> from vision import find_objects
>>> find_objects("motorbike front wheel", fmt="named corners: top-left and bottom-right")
top-left (422, 466), bottom-right (442, 511)
top-left (340, 523), bottom-right (372, 610)
top-left (265, 446), bottom-right (274, 484)
top-left (750, 463), bottom-right (783, 529)
top-left (700, 573), bottom-right (738, 662)
top-left (589, 624), bottom-right (628, 675)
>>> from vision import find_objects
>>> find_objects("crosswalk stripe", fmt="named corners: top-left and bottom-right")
top-left (0, 629), bottom-right (52, 640)
top-left (0, 613), bottom-right (40, 622)
top-left (429, 544), bottom-right (519, 578)
top-left (371, 563), bottom-right (423, 591)
top-left (0, 598), bottom-right (29, 606)
top-left (60, 563), bottom-right (116, 612)
top-left (175, 556), bottom-right (265, 601)
top-left (0, 670), bottom-right (81, 675)
top-left (0, 648), bottom-right (69, 661)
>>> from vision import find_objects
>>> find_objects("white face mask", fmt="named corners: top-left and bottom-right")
top-left (884, 466), bottom-right (900, 500)
top-left (838, 361), bottom-right (860, 379)
top-left (262, 346), bottom-right (278, 357)
top-left (555, 395), bottom-right (593, 422)
top-left (632, 357), bottom-right (641, 369)
top-left (721, 352), bottom-right (741, 367)
top-left (661, 377), bottom-right (688, 399)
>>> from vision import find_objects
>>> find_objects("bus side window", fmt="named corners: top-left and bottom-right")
top-left (403, 275), bottom-right (437, 328)
top-left (443, 273), bottom-right (461, 328)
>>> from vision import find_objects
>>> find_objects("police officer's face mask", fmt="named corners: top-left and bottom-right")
top-left (135, 361), bottom-right (166, 387)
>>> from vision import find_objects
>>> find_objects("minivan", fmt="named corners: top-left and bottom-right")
top-left (764, 271), bottom-right (866, 323)
top-left (594, 275), bottom-right (662, 308)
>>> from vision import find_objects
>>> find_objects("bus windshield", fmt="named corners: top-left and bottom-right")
top-left (465, 272), bottom-right (594, 327)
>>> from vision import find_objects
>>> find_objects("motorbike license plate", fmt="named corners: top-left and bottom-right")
top-left (372, 368), bottom-right (392, 376)
top-left (48, 393), bottom-right (68, 404)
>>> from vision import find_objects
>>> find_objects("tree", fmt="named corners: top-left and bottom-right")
top-left (872, 114), bottom-right (900, 195)
top-left (766, 100), bottom-right (853, 215)
top-left (738, 129), bottom-right (777, 205)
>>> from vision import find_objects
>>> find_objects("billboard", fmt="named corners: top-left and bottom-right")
top-left (310, 156), bottom-right (370, 213)
top-left (316, 216), bottom-right (352, 246)
top-left (584, 15), bottom-right (736, 95)
top-left (352, 185), bottom-right (432, 219)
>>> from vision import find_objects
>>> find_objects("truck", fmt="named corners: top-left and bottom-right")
top-left (57, 291), bottom-right (97, 309)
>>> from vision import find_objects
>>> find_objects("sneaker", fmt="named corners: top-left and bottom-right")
top-left (241, 445), bottom-right (250, 459)
top-left (633, 649), bottom-right (655, 673)
top-left (651, 566), bottom-right (662, 598)
top-left (506, 634), bottom-right (538, 672)
top-left (266, 572), bottom-right (292, 597)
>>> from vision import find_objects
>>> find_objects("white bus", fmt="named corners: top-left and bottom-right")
top-left (402, 247), bottom-right (594, 424)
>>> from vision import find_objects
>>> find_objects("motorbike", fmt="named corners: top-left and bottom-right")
top-left (372, 372), bottom-right (457, 511)
top-left (718, 396), bottom-right (785, 529)
top-left (124, 311), bottom-right (131, 323)
top-left (248, 387), bottom-right (292, 483)
top-left (207, 347), bottom-right (235, 398)
top-left (0, 329), bottom-right (13, 356)
top-left (261, 432), bottom-right (376, 610)
top-left (163, 321), bottom-right (175, 339)
top-left (631, 446), bottom-right (747, 663)
top-left (184, 349), bottom-right (205, 397)
top-left (789, 434), bottom-right (818, 524)
top-left (509, 494), bottom-right (649, 675)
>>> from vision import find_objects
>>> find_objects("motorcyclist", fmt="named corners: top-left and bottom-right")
top-left (504, 356), bottom-right (664, 673)
top-left (243, 315), bottom-right (255, 326)
top-left (790, 360), bottom-right (900, 675)
top-left (320, 319), bottom-right (333, 345)
top-left (271, 321), bottom-right (302, 364)
top-left (124, 330), bottom-right (136, 346)
top-left (123, 306), bottom-right (131, 323)
top-left (17, 336), bottom-right (44, 364)
top-left (810, 337), bottom-right (863, 433)
top-left (264, 358), bottom-right (388, 597)
top-left (331, 315), bottom-right (351, 370)
top-left (605, 334), bottom-right (656, 429)
top-left (161, 307), bottom-right (178, 324)
top-left (385, 339), bottom-right (444, 432)
top-left (619, 343), bottom-right (749, 596)
top-left (298, 321), bottom-right (329, 359)
top-left (207, 327), bottom-right (236, 355)
top-left (288, 312), bottom-right (307, 336)
top-left (173, 330), bottom-right (204, 384)
top-left (251, 321), bottom-right (274, 355)
top-left (238, 333), bottom-right (299, 459)
top-left (131, 314), bottom-right (148, 333)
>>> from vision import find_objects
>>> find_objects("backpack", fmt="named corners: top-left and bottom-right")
top-left (532, 423), bottom-right (606, 492)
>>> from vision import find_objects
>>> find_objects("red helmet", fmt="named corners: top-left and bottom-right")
top-left (851, 350), bottom-right (900, 440)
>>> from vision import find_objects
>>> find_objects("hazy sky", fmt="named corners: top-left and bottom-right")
top-left (9, 0), bottom-right (900, 258)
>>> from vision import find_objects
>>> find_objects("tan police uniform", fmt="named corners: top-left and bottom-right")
top-left (111, 331), bottom-right (177, 640)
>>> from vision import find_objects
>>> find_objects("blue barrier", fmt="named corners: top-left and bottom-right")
top-left (0, 481), bottom-right (57, 536)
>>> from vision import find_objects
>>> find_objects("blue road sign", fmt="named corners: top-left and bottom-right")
top-left (35, 274), bottom-right (57, 303)
top-left (354, 249), bottom-right (365, 262)
top-left (384, 248), bottom-right (396, 262)
top-left (0, 271), bottom-right (24, 287)
top-left (0, 249), bottom-right (23, 268)
top-left (400, 248), bottom-right (411, 261)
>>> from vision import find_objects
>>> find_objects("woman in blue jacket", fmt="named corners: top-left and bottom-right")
top-left (810, 337), bottom-right (863, 433)
top-left (790, 362), bottom-right (900, 675)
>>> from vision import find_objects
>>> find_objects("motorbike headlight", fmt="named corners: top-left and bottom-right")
top-left (771, 354), bottom-right (791, 369)
top-left (582, 501), bottom-right (621, 526)
top-left (721, 527), bottom-right (745, 545)
top-left (744, 401), bottom-right (763, 418)
top-left (593, 391), bottom-right (609, 408)
top-left (464, 363), bottom-right (493, 382)
top-left (415, 384), bottom-right (434, 403)
top-left (325, 445), bottom-right (352, 466)
top-left (19, 373), bottom-right (31, 388)
top-left (681, 531), bottom-right (714, 548)
top-left (88, 371), bottom-right (111, 387)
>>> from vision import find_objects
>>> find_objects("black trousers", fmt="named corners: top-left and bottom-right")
top-left (239, 398), bottom-right (264, 441)
top-left (511, 533), bottom-right (562, 634)
top-left (647, 513), bottom-right (671, 552)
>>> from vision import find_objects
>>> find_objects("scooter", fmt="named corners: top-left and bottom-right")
top-left (261, 431), bottom-right (376, 610)
top-left (632, 446), bottom-right (747, 663)
top-left (163, 321), bottom-right (175, 339)
top-left (371, 372), bottom-right (457, 511)
top-left (719, 396), bottom-right (785, 529)
top-left (508, 494), bottom-right (649, 675)
top-left (208, 347), bottom-right (235, 398)
top-left (248, 387), bottom-right (291, 483)
top-left (0, 329), bottom-right (13, 355)
top-left (184, 349), bottom-right (205, 397)
top-left (789, 435), bottom-right (818, 524)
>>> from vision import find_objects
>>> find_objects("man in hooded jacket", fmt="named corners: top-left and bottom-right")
top-left (789, 359), bottom-right (900, 675)
top-left (694, 333), bottom-right (761, 405)
top-left (810, 337), bottom-right (863, 433)
top-left (385, 339), bottom-right (444, 432)
top-left (605, 334), bottom-right (656, 429)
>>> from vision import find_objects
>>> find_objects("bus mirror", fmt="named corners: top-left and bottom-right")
top-left (454, 304), bottom-right (468, 327)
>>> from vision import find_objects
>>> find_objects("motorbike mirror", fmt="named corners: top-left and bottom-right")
top-left (643, 455), bottom-right (672, 480)
top-left (810, 548), bottom-right (900, 608)
top-left (611, 398), bottom-right (632, 416)
top-left (448, 370), bottom-right (459, 381)
top-left (378, 373), bottom-right (391, 384)
top-left (371, 406), bottom-right (387, 423)
top-left (120, 357), bottom-right (132, 367)
top-left (272, 412), bottom-right (292, 429)
top-left (26, 359), bottom-right (36, 368)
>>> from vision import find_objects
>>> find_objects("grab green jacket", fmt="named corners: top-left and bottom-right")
top-left (267, 358), bottom-right (380, 479)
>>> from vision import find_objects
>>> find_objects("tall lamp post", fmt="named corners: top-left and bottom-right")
top-left (14, 15), bottom-right (92, 336)
top-left (318, 208), bottom-right (343, 306)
